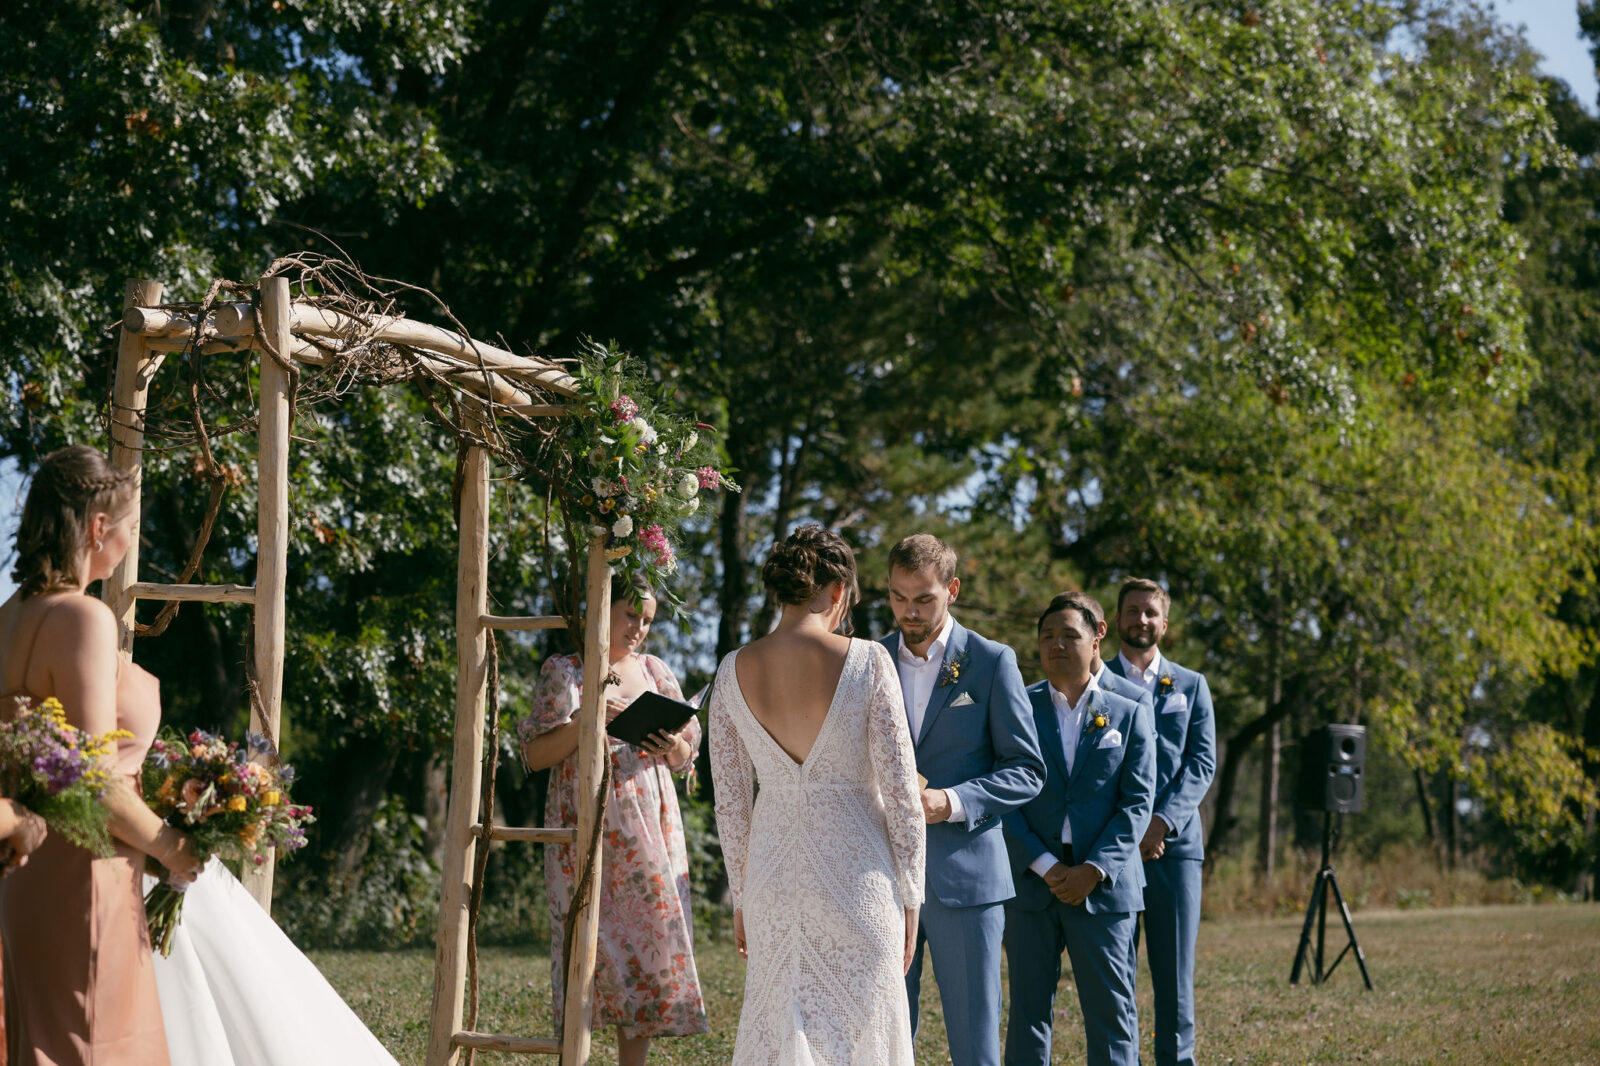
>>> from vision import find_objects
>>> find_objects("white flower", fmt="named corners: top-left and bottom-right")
top-left (677, 472), bottom-right (699, 500)
top-left (612, 515), bottom-right (634, 538)
top-left (683, 430), bottom-right (698, 452)
top-left (686, 496), bottom-right (700, 513)
top-left (635, 419), bottom-right (658, 445)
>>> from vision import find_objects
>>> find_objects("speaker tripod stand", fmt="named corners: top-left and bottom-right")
top-left (1289, 811), bottom-right (1373, 989)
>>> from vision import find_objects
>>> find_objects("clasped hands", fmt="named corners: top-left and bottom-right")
top-left (1042, 861), bottom-right (1103, 906)
top-left (1139, 818), bottom-right (1167, 861)
top-left (604, 695), bottom-right (692, 768)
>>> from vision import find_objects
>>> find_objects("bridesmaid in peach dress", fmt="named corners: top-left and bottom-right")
top-left (0, 445), bottom-right (202, 1066)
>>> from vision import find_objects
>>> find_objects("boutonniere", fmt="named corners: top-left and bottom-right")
top-left (1086, 711), bottom-right (1109, 733)
top-left (938, 650), bottom-right (971, 687)
top-left (1158, 674), bottom-right (1175, 694)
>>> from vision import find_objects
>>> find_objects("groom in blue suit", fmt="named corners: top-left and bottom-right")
top-left (1105, 579), bottom-right (1216, 1066)
top-left (1003, 590), bottom-right (1155, 1066)
top-left (878, 534), bottom-right (1045, 1066)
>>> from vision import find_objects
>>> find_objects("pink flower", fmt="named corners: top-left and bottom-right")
top-left (696, 466), bottom-right (721, 490)
top-left (609, 395), bottom-right (639, 424)
top-left (639, 524), bottom-right (670, 555)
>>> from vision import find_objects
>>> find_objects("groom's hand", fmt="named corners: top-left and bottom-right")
top-left (1139, 819), bottom-right (1168, 861)
top-left (1046, 863), bottom-right (1102, 905)
top-left (920, 788), bottom-right (951, 823)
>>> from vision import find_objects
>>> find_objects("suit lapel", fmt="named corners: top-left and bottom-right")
top-left (1068, 687), bottom-right (1106, 792)
top-left (916, 621), bottom-right (968, 746)
top-left (1032, 685), bottom-right (1072, 793)
top-left (1104, 655), bottom-right (1128, 680)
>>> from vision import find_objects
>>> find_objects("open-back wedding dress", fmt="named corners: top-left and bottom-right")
top-left (710, 638), bottom-right (925, 1066)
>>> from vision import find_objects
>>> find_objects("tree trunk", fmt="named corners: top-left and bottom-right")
top-left (322, 733), bottom-right (402, 884)
top-left (1444, 770), bottom-right (1460, 870)
top-left (750, 425), bottom-right (807, 637)
top-left (1582, 665), bottom-right (1600, 899)
top-left (1256, 719), bottom-right (1280, 882)
top-left (716, 437), bottom-right (753, 661)
top-left (1414, 765), bottom-right (1443, 871)
top-left (421, 751), bottom-right (450, 869)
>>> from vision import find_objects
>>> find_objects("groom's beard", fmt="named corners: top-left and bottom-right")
top-left (897, 617), bottom-right (938, 646)
top-left (1119, 626), bottom-right (1157, 650)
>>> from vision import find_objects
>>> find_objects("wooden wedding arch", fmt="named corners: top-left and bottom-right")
top-left (108, 266), bottom-right (618, 1064)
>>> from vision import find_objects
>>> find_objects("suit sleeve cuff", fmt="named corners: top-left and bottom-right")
top-left (1086, 860), bottom-right (1109, 883)
top-left (1029, 853), bottom-right (1060, 879)
top-left (944, 788), bottom-right (966, 823)
top-left (1157, 812), bottom-right (1175, 834)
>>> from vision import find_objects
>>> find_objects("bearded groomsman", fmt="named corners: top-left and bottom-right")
top-left (1104, 578), bottom-right (1217, 1066)
top-left (1002, 591), bottom-right (1155, 1066)
top-left (880, 534), bottom-right (1045, 1066)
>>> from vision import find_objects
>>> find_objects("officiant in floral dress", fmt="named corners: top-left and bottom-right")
top-left (518, 574), bottom-right (706, 1066)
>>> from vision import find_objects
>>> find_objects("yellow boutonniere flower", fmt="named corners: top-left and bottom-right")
top-left (1158, 674), bottom-right (1175, 693)
top-left (1091, 713), bottom-right (1108, 731)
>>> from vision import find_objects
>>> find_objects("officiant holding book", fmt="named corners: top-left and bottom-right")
top-left (518, 573), bottom-right (707, 1066)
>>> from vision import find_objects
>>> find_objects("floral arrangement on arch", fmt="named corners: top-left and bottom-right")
top-left (545, 339), bottom-right (739, 612)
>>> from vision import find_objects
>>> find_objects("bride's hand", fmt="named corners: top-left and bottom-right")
top-left (903, 906), bottom-right (919, 976)
top-left (156, 826), bottom-right (204, 886)
top-left (734, 908), bottom-right (747, 960)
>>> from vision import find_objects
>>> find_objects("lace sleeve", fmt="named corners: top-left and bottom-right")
top-left (866, 642), bottom-right (926, 909)
top-left (517, 654), bottom-right (581, 747)
top-left (708, 654), bottom-right (754, 910)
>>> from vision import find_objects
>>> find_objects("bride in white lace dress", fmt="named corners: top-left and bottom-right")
top-left (710, 526), bottom-right (926, 1066)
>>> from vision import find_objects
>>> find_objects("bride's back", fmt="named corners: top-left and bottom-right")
top-left (734, 629), bottom-right (851, 765)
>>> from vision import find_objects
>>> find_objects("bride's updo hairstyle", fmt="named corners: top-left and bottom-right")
top-left (761, 525), bottom-right (859, 633)
top-left (12, 445), bottom-right (137, 598)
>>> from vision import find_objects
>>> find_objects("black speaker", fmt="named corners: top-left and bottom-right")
top-left (1297, 724), bottom-right (1365, 814)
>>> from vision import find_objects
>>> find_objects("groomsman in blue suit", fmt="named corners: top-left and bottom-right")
top-left (1105, 578), bottom-right (1217, 1066)
top-left (878, 534), bottom-right (1045, 1066)
top-left (1003, 590), bottom-right (1155, 1066)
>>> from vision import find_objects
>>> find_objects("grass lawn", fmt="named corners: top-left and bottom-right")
top-left (312, 902), bottom-right (1600, 1065)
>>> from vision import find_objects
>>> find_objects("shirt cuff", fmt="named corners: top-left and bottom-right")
top-left (1029, 853), bottom-right (1061, 879)
top-left (944, 788), bottom-right (966, 823)
top-left (1086, 861), bottom-right (1108, 883)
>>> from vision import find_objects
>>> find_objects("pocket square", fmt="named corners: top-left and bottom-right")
top-left (1161, 693), bottom-right (1189, 715)
top-left (1097, 729), bottom-right (1123, 748)
top-left (949, 692), bottom-right (976, 707)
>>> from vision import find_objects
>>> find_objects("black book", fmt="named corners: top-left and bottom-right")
top-left (606, 690), bottom-right (700, 747)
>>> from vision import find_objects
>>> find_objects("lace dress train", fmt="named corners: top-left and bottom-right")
top-left (709, 639), bottom-right (925, 1066)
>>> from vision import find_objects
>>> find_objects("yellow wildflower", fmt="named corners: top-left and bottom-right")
top-left (227, 796), bottom-right (248, 813)
top-left (262, 790), bottom-right (282, 807)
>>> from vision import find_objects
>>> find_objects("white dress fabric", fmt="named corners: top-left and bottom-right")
top-left (145, 859), bottom-right (399, 1066)
top-left (710, 638), bottom-right (926, 1066)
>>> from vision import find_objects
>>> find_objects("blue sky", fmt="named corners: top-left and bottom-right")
top-left (2, 3), bottom-right (1596, 599)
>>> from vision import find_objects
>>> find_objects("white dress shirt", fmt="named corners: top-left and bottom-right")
top-left (1117, 648), bottom-right (1173, 832)
top-left (1028, 670), bottom-right (1106, 881)
top-left (896, 614), bottom-right (966, 822)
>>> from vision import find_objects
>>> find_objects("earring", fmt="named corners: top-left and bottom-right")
top-left (93, 539), bottom-right (104, 553)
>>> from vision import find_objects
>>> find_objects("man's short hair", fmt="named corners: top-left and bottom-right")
top-left (888, 533), bottom-right (958, 583)
top-left (1116, 577), bottom-right (1171, 619)
top-left (1038, 590), bottom-right (1104, 635)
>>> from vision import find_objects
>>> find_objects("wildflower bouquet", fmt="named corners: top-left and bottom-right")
top-left (0, 696), bottom-right (126, 857)
top-left (540, 339), bottom-right (739, 614)
top-left (140, 729), bottom-right (313, 956)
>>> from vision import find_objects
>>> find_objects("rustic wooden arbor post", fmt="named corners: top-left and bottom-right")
top-left (111, 270), bottom-right (615, 1063)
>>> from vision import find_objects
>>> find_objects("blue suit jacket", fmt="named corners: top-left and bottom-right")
top-left (1003, 681), bottom-right (1156, 915)
top-left (1105, 655), bottom-right (1216, 861)
top-left (879, 620), bottom-right (1045, 908)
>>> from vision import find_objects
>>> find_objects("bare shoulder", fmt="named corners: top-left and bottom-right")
top-left (42, 594), bottom-right (119, 641)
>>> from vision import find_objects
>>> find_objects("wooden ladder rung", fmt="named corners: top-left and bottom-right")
top-left (451, 1030), bottom-right (560, 1055)
top-left (472, 824), bottom-right (577, 844)
top-left (128, 581), bottom-right (256, 604)
top-left (481, 613), bottom-right (566, 631)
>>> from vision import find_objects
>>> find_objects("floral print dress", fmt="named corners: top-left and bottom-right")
top-left (520, 652), bottom-right (708, 1039)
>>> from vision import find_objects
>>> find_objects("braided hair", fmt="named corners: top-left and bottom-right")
top-left (761, 525), bottom-right (860, 632)
top-left (12, 445), bottom-right (137, 598)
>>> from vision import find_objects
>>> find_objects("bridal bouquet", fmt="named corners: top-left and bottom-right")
top-left (140, 728), bottom-right (313, 955)
top-left (0, 695), bottom-right (127, 857)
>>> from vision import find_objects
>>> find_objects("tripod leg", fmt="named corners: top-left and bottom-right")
top-left (1325, 871), bottom-right (1374, 990)
top-left (1289, 871), bottom-right (1326, 985)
